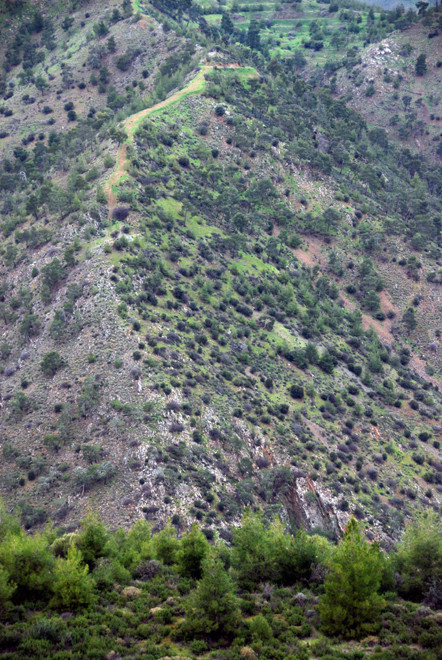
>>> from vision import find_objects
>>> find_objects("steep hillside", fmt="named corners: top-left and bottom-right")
top-left (0, 0), bottom-right (440, 549)
top-left (194, 0), bottom-right (441, 162)
top-left (332, 15), bottom-right (442, 163)
top-left (196, 0), bottom-right (419, 71)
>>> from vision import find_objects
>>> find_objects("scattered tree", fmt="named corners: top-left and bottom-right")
top-left (415, 54), bottom-right (427, 76)
top-left (40, 351), bottom-right (65, 377)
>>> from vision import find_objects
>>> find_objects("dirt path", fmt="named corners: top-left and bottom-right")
top-left (104, 66), bottom-right (213, 217)
top-left (105, 145), bottom-right (127, 217)
top-left (124, 65), bottom-right (212, 137)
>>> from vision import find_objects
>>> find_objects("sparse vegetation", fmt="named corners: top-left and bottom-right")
top-left (0, 3), bottom-right (440, 654)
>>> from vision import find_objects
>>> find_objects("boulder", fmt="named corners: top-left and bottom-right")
top-left (122, 586), bottom-right (141, 598)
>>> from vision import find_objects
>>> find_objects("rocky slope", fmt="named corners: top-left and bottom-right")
top-left (0, 0), bottom-right (440, 545)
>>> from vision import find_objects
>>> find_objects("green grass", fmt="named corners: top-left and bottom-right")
top-left (186, 216), bottom-right (224, 238)
top-left (221, 66), bottom-right (259, 88)
top-left (195, 0), bottom-right (384, 66)
top-left (233, 252), bottom-right (278, 274)
top-left (156, 197), bottom-right (182, 219)
top-left (127, 67), bottom-right (211, 139)
top-left (271, 321), bottom-right (305, 347)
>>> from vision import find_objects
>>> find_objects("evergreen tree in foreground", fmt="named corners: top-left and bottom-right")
top-left (319, 518), bottom-right (386, 639)
top-left (182, 552), bottom-right (241, 640)
top-left (50, 545), bottom-right (96, 611)
top-left (176, 523), bottom-right (209, 579)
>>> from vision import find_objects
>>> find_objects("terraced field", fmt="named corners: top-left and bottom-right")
top-left (196, 0), bottom-right (400, 67)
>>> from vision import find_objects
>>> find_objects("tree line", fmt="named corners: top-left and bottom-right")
top-left (0, 502), bottom-right (440, 650)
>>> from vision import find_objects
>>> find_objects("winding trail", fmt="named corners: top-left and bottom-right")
top-left (104, 65), bottom-right (213, 217)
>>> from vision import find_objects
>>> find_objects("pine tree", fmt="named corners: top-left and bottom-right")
top-left (107, 36), bottom-right (117, 53)
top-left (176, 524), bottom-right (209, 579)
top-left (153, 523), bottom-right (179, 565)
top-left (416, 1), bottom-right (429, 16)
top-left (319, 518), bottom-right (385, 639)
top-left (50, 546), bottom-right (96, 611)
top-left (0, 530), bottom-right (55, 601)
top-left (415, 54), bottom-right (427, 76)
top-left (247, 19), bottom-right (261, 50)
top-left (122, 0), bottom-right (133, 17)
top-left (319, 349), bottom-right (335, 374)
top-left (76, 513), bottom-right (108, 568)
top-left (183, 553), bottom-right (240, 639)
top-left (395, 512), bottom-right (442, 606)
top-left (231, 511), bottom-right (271, 588)
top-left (402, 307), bottom-right (417, 332)
top-left (221, 12), bottom-right (234, 35)
top-left (305, 342), bottom-right (319, 365)
top-left (250, 613), bottom-right (273, 641)
top-left (34, 74), bottom-right (48, 94)
top-left (0, 500), bottom-right (21, 541)
top-left (0, 567), bottom-right (15, 620)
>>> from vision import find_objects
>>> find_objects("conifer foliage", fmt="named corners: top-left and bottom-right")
top-left (319, 518), bottom-right (386, 639)
top-left (0, 505), bottom-right (440, 656)
top-left (182, 552), bottom-right (241, 640)
top-left (50, 545), bottom-right (96, 611)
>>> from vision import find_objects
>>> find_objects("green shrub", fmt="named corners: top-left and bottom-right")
top-left (103, 153), bottom-right (114, 169)
top-left (136, 623), bottom-right (152, 638)
top-left (189, 639), bottom-right (208, 654)
top-left (74, 461), bottom-right (115, 491)
top-left (290, 383), bottom-right (304, 399)
top-left (51, 533), bottom-right (80, 558)
top-left (9, 391), bottom-right (32, 419)
top-left (40, 351), bottom-right (65, 376)
top-left (0, 531), bottom-right (55, 602)
top-left (250, 613), bottom-right (273, 641)
top-left (31, 616), bottom-right (63, 642)
top-left (50, 546), bottom-right (96, 611)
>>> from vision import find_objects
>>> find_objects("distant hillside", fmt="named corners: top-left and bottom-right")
top-left (364, 0), bottom-right (435, 9)
top-left (0, 0), bottom-right (440, 550)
